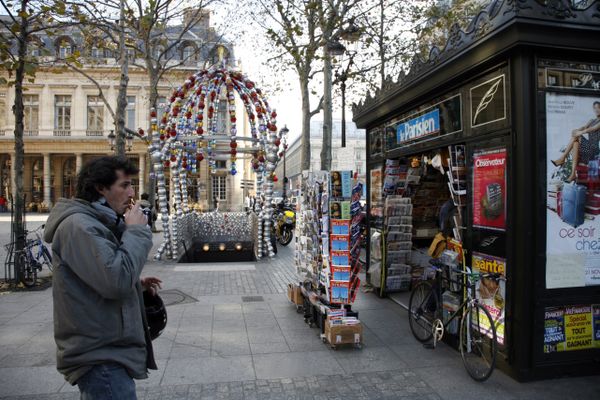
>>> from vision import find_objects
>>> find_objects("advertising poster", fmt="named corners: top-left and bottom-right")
top-left (370, 168), bottom-right (383, 219)
top-left (472, 252), bottom-right (506, 345)
top-left (543, 305), bottom-right (600, 353)
top-left (544, 307), bottom-right (566, 353)
top-left (594, 305), bottom-right (600, 345)
top-left (473, 148), bottom-right (507, 231)
top-left (563, 305), bottom-right (593, 351)
top-left (546, 93), bottom-right (600, 289)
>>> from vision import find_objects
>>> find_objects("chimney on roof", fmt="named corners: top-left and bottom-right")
top-left (183, 8), bottom-right (210, 31)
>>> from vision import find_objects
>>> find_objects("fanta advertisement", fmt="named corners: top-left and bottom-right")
top-left (396, 108), bottom-right (440, 143)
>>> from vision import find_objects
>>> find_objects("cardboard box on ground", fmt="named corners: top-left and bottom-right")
top-left (287, 283), bottom-right (303, 305)
top-left (324, 317), bottom-right (363, 346)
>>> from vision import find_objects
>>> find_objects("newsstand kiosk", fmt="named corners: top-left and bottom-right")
top-left (353, 0), bottom-right (600, 381)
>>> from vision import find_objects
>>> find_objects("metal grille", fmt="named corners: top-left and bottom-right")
top-left (241, 296), bottom-right (264, 302)
top-left (159, 289), bottom-right (198, 307)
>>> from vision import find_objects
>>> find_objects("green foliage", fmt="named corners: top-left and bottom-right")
top-left (416, 0), bottom-right (486, 56)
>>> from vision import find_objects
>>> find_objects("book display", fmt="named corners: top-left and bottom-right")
top-left (329, 171), bottom-right (360, 306)
top-left (384, 196), bottom-right (413, 292)
top-left (372, 148), bottom-right (470, 296)
top-left (291, 170), bottom-right (363, 349)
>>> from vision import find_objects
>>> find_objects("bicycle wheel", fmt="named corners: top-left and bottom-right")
top-left (408, 281), bottom-right (438, 342)
top-left (18, 253), bottom-right (37, 287)
top-left (41, 245), bottom-right (53, 272)
top-left (459, 302), bottom-right (497, 381)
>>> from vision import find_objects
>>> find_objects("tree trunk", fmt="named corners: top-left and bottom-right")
top-left (114, 0), bottom-right (128, 156)
top-left (12, 0), bottom-right (29, 282)
top-left (299, 79), bottom-right (312, 171)
top-left (320, 49), bottom-right (333, 171)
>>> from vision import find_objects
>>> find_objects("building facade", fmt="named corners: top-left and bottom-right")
top-left (0, 9), bottom-right (253, 212)
top-left (273, 118), bottom-right (366, 196)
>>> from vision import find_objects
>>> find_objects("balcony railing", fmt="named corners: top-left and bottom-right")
top-left (0, 129), bottom-right (5, 136)
top-left (86, 129), bottom-right (104, 137)
top-left (53, 129), bottom-right (71, 136)
top-left (24, 129), bottom-right (39, 136)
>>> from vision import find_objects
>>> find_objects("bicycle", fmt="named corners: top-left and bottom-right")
top-left (408, 259), bottom-right (503, 381)
top-left (16, 225), bottom-right (52, 287)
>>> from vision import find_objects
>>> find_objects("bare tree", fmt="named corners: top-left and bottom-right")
top-left (0, 0), bottom-right (71, 283)
top-left (352, 0), bottom-right (426, 92)
top-left (71, 0), bottom-right (222, 218)
top-left (316, 0), bottom-right (361, 171)
top-left (242, 0), bottom-right (324, 171)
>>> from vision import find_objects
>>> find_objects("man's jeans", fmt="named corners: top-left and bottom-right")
top-left (77, 363), bottom-right (137, 400)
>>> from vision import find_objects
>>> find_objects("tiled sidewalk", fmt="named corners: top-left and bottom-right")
top-left (0, 230), bottom-right (599, 399)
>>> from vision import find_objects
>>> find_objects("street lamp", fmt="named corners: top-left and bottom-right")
top-left (107, 130), bottom-right (116, 150)
top-left (279, 125), bottom-right (289, 200)
top-left (107, 129), bottom-right (138, 152)
top-left (329, 22), bottom-right (361, 148)
top-left (126, 131), bottom-right (134, 152)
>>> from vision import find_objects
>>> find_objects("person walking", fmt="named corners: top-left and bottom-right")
top-left (0, 194), bottom-right (6, 212)
top-left (44, 156), bottom-right (161, 399)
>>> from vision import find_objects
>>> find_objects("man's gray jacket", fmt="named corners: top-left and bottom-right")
top-left (44, 198), bottom-right (156, 385)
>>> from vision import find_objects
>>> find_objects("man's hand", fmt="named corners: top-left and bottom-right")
top-left (125, 201), bottom-right (148, 226)
top-left (141, 276), bottom-right (162, 296)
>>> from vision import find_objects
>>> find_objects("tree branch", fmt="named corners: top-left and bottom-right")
top-left (65, 62), bottom-right (115, 120)
top-left (309, 95), bottom-right (324, 117)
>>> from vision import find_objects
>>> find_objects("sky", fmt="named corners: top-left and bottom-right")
top-left (212, 3), bottom-right (347, 144)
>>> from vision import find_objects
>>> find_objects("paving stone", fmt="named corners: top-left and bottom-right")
top-left (253, 351), bottom-right (342, 380)
top-left (161, 355), bottom-right (255, 385)
top-left (0, 232), bottom-right (599, 400)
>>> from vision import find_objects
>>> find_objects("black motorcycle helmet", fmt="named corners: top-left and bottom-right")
top-left (143, 291), bottom-right (167, 340)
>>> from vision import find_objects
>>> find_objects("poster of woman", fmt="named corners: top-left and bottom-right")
top-left (546, 93), bottom-right (600, 289)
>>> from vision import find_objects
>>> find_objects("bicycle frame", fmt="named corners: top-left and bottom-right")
top-left (426, 265), bottom-right (482, 348)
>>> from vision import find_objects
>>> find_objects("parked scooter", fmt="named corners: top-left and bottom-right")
top-left (273, 202), bottom-right (296, 246)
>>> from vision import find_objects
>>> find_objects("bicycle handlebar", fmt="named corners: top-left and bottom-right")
top-left (450, 267), bottom-right (506, 281)
top-left (427, 259), bottom-right (505, 281)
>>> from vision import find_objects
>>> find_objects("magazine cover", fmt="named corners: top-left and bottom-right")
top-left (330, 234), bottom-right (350, 251)
top-left (544, 305), bottom-right (598, 353)
top-left (544, 307), bottom-right (566, 353)
top-left (330, 280), bottom-right (350, 304)
top-left (332, 266), bottom-right (351, 281)
top-left (594, 305), bottom-right (600, 346)
top-left (331, 219), bottom-right (350, 235)
top-left (473, 148), bottom-right (506, 231)
top-left (370, 168), bottom-right (383, 218)
top-left (331, 250), bottom-right (350, 266)
top-left (472, 252), bottom-right (506, 345)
